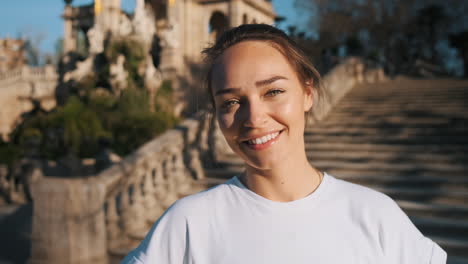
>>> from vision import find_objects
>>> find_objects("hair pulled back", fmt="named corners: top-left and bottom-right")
top-left (202, 23), bottom-right (324, 110)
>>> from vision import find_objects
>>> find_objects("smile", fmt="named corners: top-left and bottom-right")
top-left (242, 130), bottom-right (283, 150)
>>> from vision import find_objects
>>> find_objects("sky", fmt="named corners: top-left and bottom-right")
top-left (0, 0), bottom-right (308, 55)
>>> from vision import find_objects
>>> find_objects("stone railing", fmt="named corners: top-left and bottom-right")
top-left (309, 57), bottom-right (387, 123)
top-left (0, 65), bottom-right (58, 140)
top-left (0, 65), bottom-right (57, 86)
top-left (29, 111), bottom-right (216, 264)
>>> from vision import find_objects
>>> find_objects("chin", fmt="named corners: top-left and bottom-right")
top-left (239, 151), bottom-right (283, 172)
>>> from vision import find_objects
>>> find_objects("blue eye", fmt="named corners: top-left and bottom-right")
top-left (266, 89), bottom-right (285, 97)
top-left (222, 99), bottom-right (239, 109)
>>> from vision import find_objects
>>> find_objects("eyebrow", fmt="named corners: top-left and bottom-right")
top-left (255, 76), bottom-right (288, 87)
top-left (214, 76), bottom-right (288, 97)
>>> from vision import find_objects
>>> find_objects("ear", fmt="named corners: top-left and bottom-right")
top-left (303, 80), bottom-right (314, 112)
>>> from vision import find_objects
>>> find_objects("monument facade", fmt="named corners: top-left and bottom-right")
top-left (0, 38), bottom-right (26, 73)
top-left (62, 0), bottom-right (276, 114)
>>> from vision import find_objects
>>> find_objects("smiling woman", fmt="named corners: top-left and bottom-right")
top-left (122, 24), bottom-right (447, 264)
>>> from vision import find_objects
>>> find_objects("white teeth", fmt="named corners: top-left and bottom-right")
top-left (247, 131), bottom-right (280, 145)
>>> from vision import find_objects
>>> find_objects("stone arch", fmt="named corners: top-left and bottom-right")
top-left (208, 11), bottom-right (229, 42)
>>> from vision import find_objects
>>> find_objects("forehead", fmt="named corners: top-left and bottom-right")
top-left (211, 41), bottom-right (297, 90)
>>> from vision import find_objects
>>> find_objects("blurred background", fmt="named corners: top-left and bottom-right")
top-left (0, 0), bottom-right (467, 263)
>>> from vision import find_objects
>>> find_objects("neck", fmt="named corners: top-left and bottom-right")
top-left (241, 152), bottom-right (322, 202)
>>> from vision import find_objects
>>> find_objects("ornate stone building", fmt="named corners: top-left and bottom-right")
top-left (0, 38), bottom-right (26, 73)
top-left (62, 0), bottom-right (276, 113)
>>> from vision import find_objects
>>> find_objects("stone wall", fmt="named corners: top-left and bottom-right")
top-left (0, 38), bottom-right (25, 73)
top-left (0, 65), bottom-right (58, 141)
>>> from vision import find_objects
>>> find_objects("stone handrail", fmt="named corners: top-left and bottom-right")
top-left (0, 65), bottom-right (57, 86)
top-left (29, 111), bottom-right (214, 264)
top-left (309, 57), bottom-right (386, 123)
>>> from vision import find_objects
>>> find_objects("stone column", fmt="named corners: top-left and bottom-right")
top-left (229, 0), bottom-right (243, 27)
top-left (29, 177), bottom-right (108, 264)
top-left (63, 5), bottom-right (76, 53)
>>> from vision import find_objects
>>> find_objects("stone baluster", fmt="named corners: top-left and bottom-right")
top-left (199, 113), bottom-right (211, 152)
top-left (143, 163), bottom-right (163, 222)
top-left (120, 187), bottom-right (131, 234)
top-left (189, 149), bottom-right (205, 180)
top-left (106, 196), bottom-right (120, 249)
top-left (153, 162), bottom-right (166, 202)
top-left (355, 60), bottom-right (365, 83)
top-left (121, 168), bottom-right (147, 236)
top-left (161, 155), bottom-right (178, 208)
top-left (172, 146), bottom-right (192, 195)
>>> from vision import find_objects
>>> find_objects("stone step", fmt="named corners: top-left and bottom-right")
top-left (205, 168), bottom-right (242, 179)
top-left (338, 95), bottom-right (468, 101)
top-left (303, 142), bottom-right (467, 153)
top-left (370, 185), bottom-right (468, 205)
top-left (306, 151), bottom-right (468, 165)
top-left (305, 126), bottom-right (468, 135)
top-left (397, 200), bottom-right (468, 220)
top-left (313, 160), bottom-right (467, 174)
top-left (429, 235), bottom-right (468, 259)
top-left (447, 255), bottom-right (468, 264)
top-left (304, 127), bottom-right (468, 136)
top-left (324, 168), bottom-right (467, 179)
top-left (205, 164), bottom-right (468, 181)
top-left (338, 174), bottom-right (468, 192)
top-left (318, 119), bottom-right (465, 127)
top-left (204, 169), bottom-right (468, 204)
top-left (331, 105), bottom-right (468, 113)
top-left (337, 102), bottom-right (468, 107)
top-left (411, 215), bottom-right (468, 240)
top-left (193, 177), bottom-right (228, 188)
top-left (304, 135), bottom-right (468, 145)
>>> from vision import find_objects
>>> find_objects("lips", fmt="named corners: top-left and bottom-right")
top-left (241, 130), bottom-right (283, 150)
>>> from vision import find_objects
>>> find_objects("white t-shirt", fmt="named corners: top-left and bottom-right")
top-left (122, 173), bottom-right (447, 264)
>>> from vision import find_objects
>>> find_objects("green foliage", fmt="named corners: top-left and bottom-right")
top-left (0, 139), bottom-right (21, 167)
top-left (12, 96), bottom-right (111, 159)
top-left (106, 38), bottom-right (146, 89)
top-left (89, 88), bottom-right (178, 156)
top-left (6, 38), bottom-right (179, 170)
top-left (154, 80), bottom-right (175, 113)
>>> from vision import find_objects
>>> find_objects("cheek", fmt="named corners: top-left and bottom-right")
top-left (217, 112), bottom-right (236, 137)
top-left (274, 95), bottom-right (304, 121)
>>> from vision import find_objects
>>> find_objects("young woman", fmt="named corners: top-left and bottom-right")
top-left (123, 24), bottom-right (446, 264)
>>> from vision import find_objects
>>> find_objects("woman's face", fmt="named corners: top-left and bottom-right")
top-left (211, 41), bottom-right (313, 170)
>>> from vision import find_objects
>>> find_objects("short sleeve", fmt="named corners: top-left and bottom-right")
top-left (121, 200), bottom-right (189, 264)
top-left (378, 196), bottom-right (447, 264)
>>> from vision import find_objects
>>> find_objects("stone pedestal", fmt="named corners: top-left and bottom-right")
top-left (29, 177), bottom-right (107, 264)
top-left (63, 5), bottom-right (77, 53)
top-left (229, 0), bottom-right (243, 27)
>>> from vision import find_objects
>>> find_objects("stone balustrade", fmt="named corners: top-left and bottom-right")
top-left (0, 65), bottom-right (57, 86)
top-left (29, 111), bottom-right (216, 264)
top-left (309, 57), bottom-right (387, 123)
top-left (0, 65), bottom-right (58, 140)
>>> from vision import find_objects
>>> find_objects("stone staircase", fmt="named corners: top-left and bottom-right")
top-left (202, 77), bottom-right (468, 264)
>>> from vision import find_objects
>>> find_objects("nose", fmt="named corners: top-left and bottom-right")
top-left (242, 100), bottom-right (267, 128)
